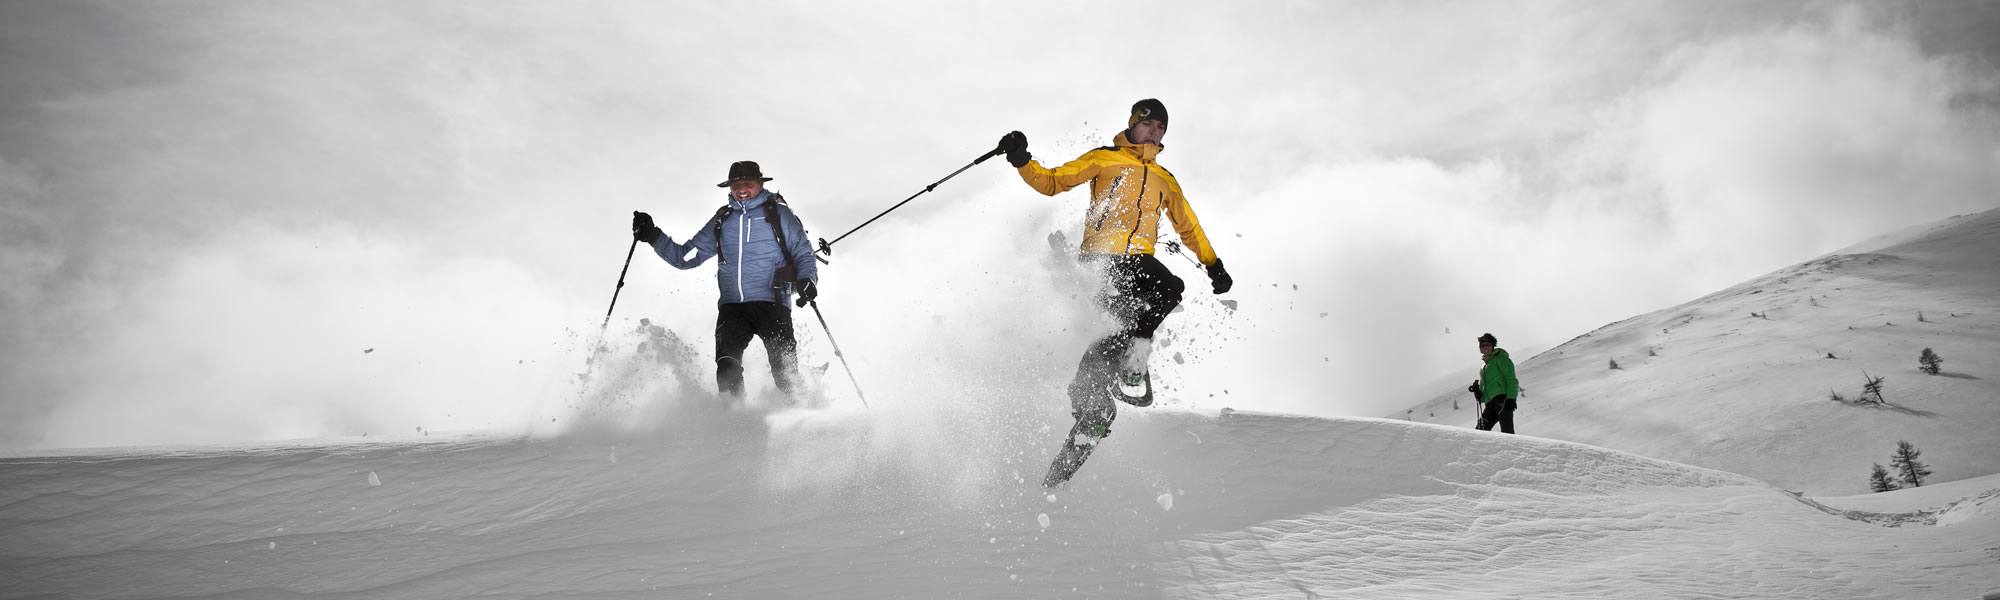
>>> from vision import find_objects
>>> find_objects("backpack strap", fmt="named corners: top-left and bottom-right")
top-left (763, 195), bottom-right (796, 271)
top-left (707, 205), bottom-right (733, 264)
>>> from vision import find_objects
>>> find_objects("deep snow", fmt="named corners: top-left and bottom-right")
top-left (3, 407), bottom-right (1998, 599)
top-left (7, 213), bottom-right (2000, 599)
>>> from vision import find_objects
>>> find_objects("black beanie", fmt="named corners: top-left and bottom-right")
top-left (1127, 98), bottom-right (1168, 128)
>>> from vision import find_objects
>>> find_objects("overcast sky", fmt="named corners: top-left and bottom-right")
top-left (3, 0), bottom-right (1998, 450)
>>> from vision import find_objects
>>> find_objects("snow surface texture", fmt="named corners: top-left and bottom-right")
top-left (1405, 208), bottom-right (2000, 496)
top-left (3, 410), bottom-right (1998, 599)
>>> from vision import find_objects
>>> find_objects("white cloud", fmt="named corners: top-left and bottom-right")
top-left (3, 1), bottom-right (1998, 448)
top-left (35, 223), bottom-right (579, 448)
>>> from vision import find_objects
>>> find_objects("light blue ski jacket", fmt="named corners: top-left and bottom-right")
top-left (650, 190), bottom-right (818, 306)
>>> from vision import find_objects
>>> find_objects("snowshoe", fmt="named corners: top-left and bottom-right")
top-left (1114, 370), bottom-right (1153, 406)
top-left (1043, 419), bottom-right (1109, 488)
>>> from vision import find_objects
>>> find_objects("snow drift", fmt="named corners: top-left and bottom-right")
top-left (4, 407), bottom-right (1997, 599)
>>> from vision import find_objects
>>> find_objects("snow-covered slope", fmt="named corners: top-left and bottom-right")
top-left (1402, 209), bottom-right (2000, 496)
top-left (4, 409), bottom-right (1998, 599)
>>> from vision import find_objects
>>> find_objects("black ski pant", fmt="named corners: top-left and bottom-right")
top-left (1090, 254), bottom-right (1185, 341)
top-left (1067, 255), bottom-right (1182, 436)
top-left (715, 301), bottom-right (799, 400)
top-left (1477, 396), bottom-right (1516, 434)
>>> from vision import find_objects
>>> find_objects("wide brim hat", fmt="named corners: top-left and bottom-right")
top-left (717, 160), bottom-right (774, 187)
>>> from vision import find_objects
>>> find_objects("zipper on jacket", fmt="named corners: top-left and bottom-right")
top-left (735, 201), bottom-right (747, 302)
top-left (1124, 167), bottom-right (1151, 253)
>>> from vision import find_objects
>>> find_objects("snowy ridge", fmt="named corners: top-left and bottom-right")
top-left (1403, 208), bottom-right (2000, 496)
top-left (4, 408), bottom-right (1999, 598)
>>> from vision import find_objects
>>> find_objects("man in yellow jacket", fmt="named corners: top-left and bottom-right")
top-left (996, 99), bottom-right (1233, 452)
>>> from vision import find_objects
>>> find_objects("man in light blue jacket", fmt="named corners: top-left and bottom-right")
top-left (632, 161), bottom-right (820, 402)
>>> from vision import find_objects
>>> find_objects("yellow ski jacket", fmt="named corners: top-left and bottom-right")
top-left (1016, 132), bottom-right (1219, 265)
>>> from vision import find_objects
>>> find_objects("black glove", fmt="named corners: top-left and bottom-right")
top-left (632, 211), bottom-right (663, 244)
top-left (997, 131), bottom-right (1031, 168)
top-left (1468, 381), bottom-right (1482, 399)
top-left (1206, 259), bottom-right (1233, 295)
top-left (794, 278), bottom-right (818, 308)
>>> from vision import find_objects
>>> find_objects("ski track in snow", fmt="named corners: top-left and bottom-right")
top-left (3, 410), bottom-right (1997, 599)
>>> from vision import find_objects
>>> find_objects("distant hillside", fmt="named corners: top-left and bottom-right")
top-left (1400, 209), bottom-right (2000, 495)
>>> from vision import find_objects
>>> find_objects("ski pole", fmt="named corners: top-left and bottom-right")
top-left (602, 236), bottom-right (640, 329)
top-left (816, 147), bottom-right (1004, 258)
top-left (805, 300), bottom-right (870, 409)
top-left (1163, 240), bottom-right (1202, 268)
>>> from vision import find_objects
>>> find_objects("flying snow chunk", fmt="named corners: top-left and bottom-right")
top-left (1037, 513), bottom-right (1051, 529)
top-left (1157, 493), bottom-right (1174, 511)
top-left (367, 472), bottom-right (381, 487)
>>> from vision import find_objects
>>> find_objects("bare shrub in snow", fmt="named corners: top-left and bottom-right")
top-left (1918, 348), bottom-right (1942, 375)
top-left (1860, 372), bottom-right (1887, 405)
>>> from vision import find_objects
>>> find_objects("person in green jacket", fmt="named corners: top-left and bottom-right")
top-left (1470, 332), bottom-right (1519, 433)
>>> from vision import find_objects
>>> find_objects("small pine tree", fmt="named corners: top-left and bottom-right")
top-left (1868, 463), bottom-right (1900, 493)
top-left (1828, 389), bottom-right (1846, 403)
top-left (1861, 372), bottom-right (1887, 405)
top-left (1919, 348), bottom-right (1942, 375)
top-left (1890, 440), bottom-right (1933, 488)
top-left (1608, 358), bottom-right (1621, 370)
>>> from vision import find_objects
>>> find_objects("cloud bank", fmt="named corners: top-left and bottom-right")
top-left (2, 1), bottom-right (1996, 448)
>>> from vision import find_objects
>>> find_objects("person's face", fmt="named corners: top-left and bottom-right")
top-left (1130, 119), bottom-right (1167, 145)
top-left (1478, 341), bottom-right (1495, 357)
top-left (729, 179), bottom-right (764, 200)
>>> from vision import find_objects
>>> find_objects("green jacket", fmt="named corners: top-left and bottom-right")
top-left (1478, 348), bottom-right (1518, 403)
